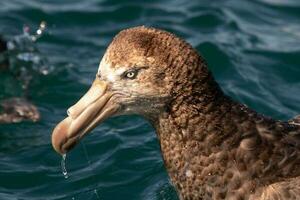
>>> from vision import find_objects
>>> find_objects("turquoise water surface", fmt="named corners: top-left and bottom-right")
top-left (0, 0), bottom-right (299, 199)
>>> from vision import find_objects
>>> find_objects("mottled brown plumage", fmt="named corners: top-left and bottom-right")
top-left (104, 27), bottom-right (300, 200)
top-left (51, 26), bottom-right (300, 200)
top-left (0, 98), bottom-right (40, 123)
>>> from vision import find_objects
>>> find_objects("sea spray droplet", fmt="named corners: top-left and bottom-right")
top-left (31, 21), bottom-right (47, 42)
top-left (36, 21), bottom-right (46, 36)
top-left (61, 154), bottom-right (68, 179)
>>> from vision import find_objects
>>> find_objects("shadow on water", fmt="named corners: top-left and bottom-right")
top-left (0, 0), bottom-right (299, 199)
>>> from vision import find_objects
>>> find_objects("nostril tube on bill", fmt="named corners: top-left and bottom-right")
top-left (66, 80), bottom-right (107, 119)
top-left (67, 108), bottom-right (73, 118)
top-left (67, 105), bottom-right (78, 118)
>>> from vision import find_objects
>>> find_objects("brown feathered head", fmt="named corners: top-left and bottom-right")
top-left (52, 26), bottom-right (211, 154)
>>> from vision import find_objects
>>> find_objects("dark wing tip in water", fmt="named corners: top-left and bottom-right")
top-left (0, 98), bottom-right (40, 124)
top-left (0, 35), bottom-right (8, 71)
top-left (0, 35), bottom-right (7, 52)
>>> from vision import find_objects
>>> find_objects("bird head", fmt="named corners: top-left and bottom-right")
top-left (51, 26), bottom-right (205, 154)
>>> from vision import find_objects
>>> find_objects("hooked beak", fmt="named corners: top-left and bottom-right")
top-left (51, 79), bottom-right (120, 155)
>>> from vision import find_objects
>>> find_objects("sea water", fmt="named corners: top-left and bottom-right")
top-left (0, 0), bottom-right (299, 199)
top-left (60, 144), bottom-right (101, 199)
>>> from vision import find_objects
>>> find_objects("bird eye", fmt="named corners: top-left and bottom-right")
top-left (124, 70), bottom-right (138, 79)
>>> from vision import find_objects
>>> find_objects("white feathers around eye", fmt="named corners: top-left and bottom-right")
top-left (98, 59), bottom-right (127, 82)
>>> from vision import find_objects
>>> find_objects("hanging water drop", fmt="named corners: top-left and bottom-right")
top-left (61, 154), bottom-right (68, 179)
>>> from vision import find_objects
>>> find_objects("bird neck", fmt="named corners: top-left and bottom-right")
top-left (155, 85), bottom-right (238, 164)
top-left (153, 83), bottom-right (295, 199)
top-left (147, 50), bottom-right (299, 198)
